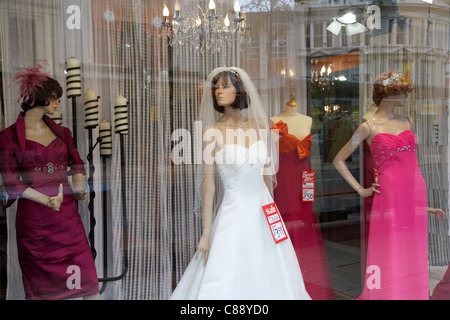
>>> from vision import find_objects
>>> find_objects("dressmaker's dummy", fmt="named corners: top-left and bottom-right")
top-left (269, 94), bottom-right (312, 140)
top-left (270, 94), bottom-right (335, 300)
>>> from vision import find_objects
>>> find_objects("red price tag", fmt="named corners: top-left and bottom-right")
top-left (302, 170), bottom-right (315, 203)
top-left (262, 203), bottom-right (288, 244)
top-left (373, 167), bottom-right (379, 183)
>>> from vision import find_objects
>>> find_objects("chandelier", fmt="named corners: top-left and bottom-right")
top-left (159, 0), bottom-right (248, 53)
top-left (311, 60), bottom-right (334, 92)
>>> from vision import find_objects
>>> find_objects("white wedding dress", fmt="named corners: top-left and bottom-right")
top-left (170, 141), bottom-right (312, 300)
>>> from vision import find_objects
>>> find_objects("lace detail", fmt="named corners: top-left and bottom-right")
top-left (215, 141), bottom-right (267, 180)
top-left (370, 131), bottom-right (417, 167)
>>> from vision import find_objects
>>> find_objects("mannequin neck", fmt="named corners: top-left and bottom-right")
top-left (281, 105), bottom-right (298, 116)
top-left (24, 108), bottom-right (46, 128)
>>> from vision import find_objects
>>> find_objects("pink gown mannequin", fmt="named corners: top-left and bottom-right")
top-left (333, 71), bottom-right (444, 299)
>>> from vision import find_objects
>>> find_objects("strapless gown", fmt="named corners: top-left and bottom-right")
top-left (358, 130), bottom-right (428, 300)
top-left (170, 141), bottom-right (311, 300)
top-left (271, 120), bottom-right (335, 300)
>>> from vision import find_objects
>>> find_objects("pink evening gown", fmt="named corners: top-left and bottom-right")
top-left (358, 130), bottom-right (428, 300)
top-left (271, 120), bottom-right (335, 300)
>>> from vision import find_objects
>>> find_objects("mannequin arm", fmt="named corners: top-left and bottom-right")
top-left (71, 173), bottom-right (87, 201)
top-left (333, 123), bottom-right (380, 197)
top-left (201, 163), bottom-right (215, 235)
top-left (195, 129), bottom-right (216, 266)
top-left (21, 184), bottom-right (63, 211)
top-left (195, 162), bottom-right (215, 266)
top-left (264, 174), bottom-right (271, 194)
top-left (427, 207), bottom-right (446, 219)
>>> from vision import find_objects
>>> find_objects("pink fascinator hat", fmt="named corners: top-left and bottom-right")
top-left (13, 60), bottom-right (50, 106)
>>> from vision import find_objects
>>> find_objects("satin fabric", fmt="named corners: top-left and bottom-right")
top-left (272, 120), bottom-right (335, 300)
top-left (358, 130), bottom-right (428, 300)
top-left (432, 266), bottom-right (450, 299)
top-left (271, 120), bottom-right (312, 159)
top-left (170, 141), bottom-right (311, 300)
top-left (0, 113), bottom-right (99, 299)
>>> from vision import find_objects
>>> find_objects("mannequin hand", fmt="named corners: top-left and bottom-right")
top-left (358, 183), bottom-right (380, 198)
top-left (74, 188), bottom-right (88, 202)
top-left (46, 184), bottom-right (64, 211)
top-left (428, 207), bottom-right (445, 219)
top-left (195, 233), bottom-right (210, 266)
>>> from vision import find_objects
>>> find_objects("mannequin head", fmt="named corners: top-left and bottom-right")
top-left (372, 71), bottom-right (414, 106)
top-left (211, 70), bottom-right (248, 113)
top-left (21, 77), bottom-right (63, 112)
top-left (13, 62), bottom-right (63, 113)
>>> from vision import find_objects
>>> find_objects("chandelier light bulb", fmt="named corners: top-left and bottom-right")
top-left (224, 14), bottom-right (230, 27)
top-left (162, 4), bottom-right (169, 24)
top-left (234, 1), bottom-right (241, 12)
top-left (174, 0), bottom-right (181, 19)
top-left (208, 0), bottom-right (216, 17)
top-left (234, 0), bottom-right (242, 20)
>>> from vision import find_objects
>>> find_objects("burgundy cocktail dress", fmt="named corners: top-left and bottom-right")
top-left (0, 113), bottom-right (99, 299)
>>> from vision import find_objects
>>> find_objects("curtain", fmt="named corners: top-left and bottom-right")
top-left (0, 0), bottom-right (108, 299)
top-left (169, 0), bottom-right (243, 285)
top-left (95, 0), bottom-right (173, 299)
top-left (1, 0), bottom-right (448, 300)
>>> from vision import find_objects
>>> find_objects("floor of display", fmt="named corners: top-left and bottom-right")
top-left (0, 212), bottom-right (447, 300)
top-left (324, 239), bottom-right (450, 300)
top-left (324, 240), bottom-right (361, 299)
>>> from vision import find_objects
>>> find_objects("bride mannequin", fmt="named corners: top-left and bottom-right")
top-left (169, 68), bottom-right (311, 300)
top-left (333, 71), bottom-right (444, 299)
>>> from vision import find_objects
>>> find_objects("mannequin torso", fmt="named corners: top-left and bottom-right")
top-left (270, 94), bottom-right (312, 140)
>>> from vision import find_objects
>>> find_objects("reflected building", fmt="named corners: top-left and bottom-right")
top-left (242, 0), bottom-right (449, 297)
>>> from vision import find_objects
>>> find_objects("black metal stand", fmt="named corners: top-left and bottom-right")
top-left (86, 129), bottom-right (101, 259)
top-left (98, 133), bottom-right (128, 290)
top-left (71, 97), bottom-right (78, 149)
top-left (67, 95), bottom-right (80, 149)
top-left (99, 156), bottom-right (108, 294)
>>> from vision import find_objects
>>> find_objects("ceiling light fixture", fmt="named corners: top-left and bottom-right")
top-left (327, 10), bottom-right (367, 36)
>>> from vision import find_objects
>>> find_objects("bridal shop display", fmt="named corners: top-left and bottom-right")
top-left (0, 0), bottom-right (449, 301)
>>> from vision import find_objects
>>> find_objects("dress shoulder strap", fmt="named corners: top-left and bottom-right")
top-left (364, 120), bottom-right (372, 137)
top-left (407, 116), bottom-right (412, 129)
